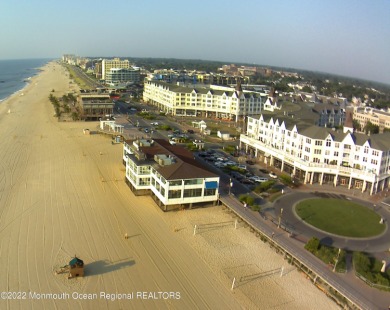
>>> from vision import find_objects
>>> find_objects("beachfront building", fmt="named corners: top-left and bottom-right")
top-left (77, 93), bottom-right (114, 121)
top-left (240, 114), bottom-right (390, 195)
top-left (143, 81), bottom-right (265, 122)
top-left (353, 106), bottom-right (390, 133)
top-left (123, 139), bottom-right (219, 211)
top-left (101, 58), bottom-right (130, 80)
top-left (105, 67), bottom-right (141, 85)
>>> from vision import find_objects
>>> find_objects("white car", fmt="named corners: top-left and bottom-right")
top-left (269, 172), bottom-right (278, 179)
top-left (169, 140), bottom-right (176, 145)
top-left (238, 164), bottom-right (247, 170)
top-left (249, 176), bottom-right (268, 183)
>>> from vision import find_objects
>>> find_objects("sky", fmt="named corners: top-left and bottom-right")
top-left (1, 0), bottom-right (389, 84)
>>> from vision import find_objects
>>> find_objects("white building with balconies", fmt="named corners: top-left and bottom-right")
top-left (240, 114), bottom-right (390, 195)
top-left (143, 81), bottom-right (265, 122)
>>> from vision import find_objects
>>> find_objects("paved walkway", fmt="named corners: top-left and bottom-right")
top-left (220, 185), bottom-right (390, 310)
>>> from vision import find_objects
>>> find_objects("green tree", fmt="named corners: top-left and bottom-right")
top-left (352, 119), bottom-right (361, 131)
top-left (363, 121), bottom-right (379, 134)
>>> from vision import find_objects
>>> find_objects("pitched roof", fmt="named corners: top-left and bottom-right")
top-left (137, 139), bottom-right (217, 180)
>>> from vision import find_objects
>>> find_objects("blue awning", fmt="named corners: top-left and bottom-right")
top-left (205, 181), bottom-right (218, 189)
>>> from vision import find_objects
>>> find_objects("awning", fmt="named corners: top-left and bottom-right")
top-left (205, 181), bottom-right (218, 189)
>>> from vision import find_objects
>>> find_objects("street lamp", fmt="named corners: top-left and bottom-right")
top-left (333, 248), bottom-right (341, 272)
top-left (229, 178), bottom-right (233, 195)
top-left (278, 208), bottom-right (284, 228)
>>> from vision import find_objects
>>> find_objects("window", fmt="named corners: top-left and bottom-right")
top-left (204, 188), bottom-right (216, 196)
top-left (314, 149), bottom-right (321, 154)
top-left (139, 177), bottom-right (150, 186)
top-left (184, 179), bottom-right (202, 185)
top-left (183, 188), bottom-right (202, 198)
top-left (315, 140), bottom-right (323, 146)
top-left (168, 189), bottom-right (181, 199)
top-left (334, 151), bottom-right (339, 156)
top-left (170, 180), bottom-right (182, 186)
top-left (326, 139), bottom-right (331, 147)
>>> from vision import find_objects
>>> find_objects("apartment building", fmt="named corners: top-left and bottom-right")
top-left (105, 67), bottom-right (140, 85)
top-left (101, 58), bottom-right (130, 80)
top-left (240, 114), bottom-right (390, 195)
top-left (143, 81), bottom-right (265, 121)
top-left (123, 139), bottom-right (219, 211)
top-left (353, 106), bottom-right (390, 133)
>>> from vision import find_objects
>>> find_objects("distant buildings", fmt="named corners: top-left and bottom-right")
top-left (143, 81), bottom-right (265, 121)
top-left (123, 139), bottom-right (219, 211)
top-left (353, 106), bottom-right (390, 133)
top-left (240, 114), bottom-right (390, 195)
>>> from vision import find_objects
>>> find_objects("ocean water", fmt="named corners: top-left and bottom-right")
top-left (0, 58), bottom-right (53, 102)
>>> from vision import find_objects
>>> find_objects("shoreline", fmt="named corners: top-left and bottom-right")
top-left (0, 59), bottom-right (53, 103)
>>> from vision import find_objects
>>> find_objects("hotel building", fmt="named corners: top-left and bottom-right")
top-left (101, 58), bottom-right (130, 80)
top-left (143, 81), bottom-right (265, 121)
top-left (123, 139), bottom-right (219, 211)
top-left (105, 67), bottom-right (141, 85)
top-left (240, 114), bottom-right (390, 195)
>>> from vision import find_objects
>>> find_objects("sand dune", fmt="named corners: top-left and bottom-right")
top-left (0, 62), bottom-right (338, 309)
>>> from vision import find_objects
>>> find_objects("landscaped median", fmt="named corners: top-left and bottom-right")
top-left (300, 198), bottom-right (390, 290)
top-left (295, 198), bottom-right (385, 238)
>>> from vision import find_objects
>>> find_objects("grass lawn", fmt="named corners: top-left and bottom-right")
top-left (295, 198), bottom-right (385, 237)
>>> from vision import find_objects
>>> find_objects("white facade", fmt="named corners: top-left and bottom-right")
top-left (123, 139), bottom-right (219, 211)
top-left (143, 81), bottom-right (265, 122)
top-left (105, 67), bottom-right (140, 84)
top-left (240, 115), bottom-right (390, 195)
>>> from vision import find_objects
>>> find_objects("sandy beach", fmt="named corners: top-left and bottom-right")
top-left (0, 61), bottom-right (338, 309)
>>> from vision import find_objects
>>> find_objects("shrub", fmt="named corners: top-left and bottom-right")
top-left (305, 237), bottom-right (320, 254)
top-left (254, 180), bottom-right (276, 193)
top-left (158, 124), bottom-right (172, 131)
top-left (250, 205), bottom-right (261, 212)
top-left (238, 194), bottom-right (254, 206)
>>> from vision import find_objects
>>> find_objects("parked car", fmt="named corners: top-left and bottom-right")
top-left (187, 129), bottom-right (194, 134)
top-left (249, 176), bottom-right (268, 183)
top-left (259, 168), bottom-right (269, 174)
top-left (241, 178), bottom-right (255, 185)
top-left (169, 140), bottom-right (176, 145)
top-left (269, 172), bottom-right (278, 179)
top-left (150, 122), bottom-right (159, 126)
top-left (226, 161), bottom-right (237, 166)
top-left (246, 160), bottom-right (255, 165)
top-left (238, 164), bottom-right (247, 170)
